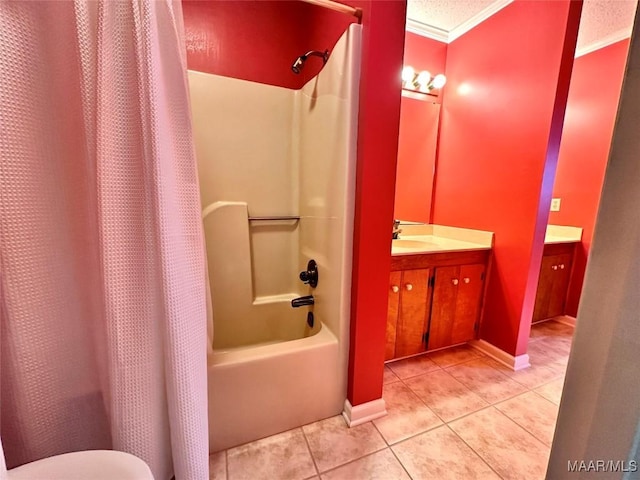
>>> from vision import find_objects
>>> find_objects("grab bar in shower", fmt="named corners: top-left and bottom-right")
top-left (248, 216), bottom-right (300, 221)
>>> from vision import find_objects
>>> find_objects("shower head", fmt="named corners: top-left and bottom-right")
top-left (291, 49), bottom-right (330, 74)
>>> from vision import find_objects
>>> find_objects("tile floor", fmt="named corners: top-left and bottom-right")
top-left (210, 319), bottom-right (574, 480)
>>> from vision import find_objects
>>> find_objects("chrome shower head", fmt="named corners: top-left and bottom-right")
top-left (291, 49), bottom-right (330, 74)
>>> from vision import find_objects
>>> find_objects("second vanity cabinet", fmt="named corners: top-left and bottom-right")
top-left (385, 250), bottom-right (489, 361)
top-left (532, 242), bottom-right (575, 322)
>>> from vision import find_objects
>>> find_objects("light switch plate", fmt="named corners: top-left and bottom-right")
top-left (550, 198), bottom-right (561, 212)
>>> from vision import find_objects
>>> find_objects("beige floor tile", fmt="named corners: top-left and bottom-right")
top-left (527, 338), bottom-right (571, 367)
top-left (449, 407), bottom-right (550, 480)
top-left (302, 416), bottom-right (387, 473)
top-left (446, 358), bottom-right (528, 404)
top-left (392, 425), bottom-right (500, 479)
top-left (427, 344), bottom-right (483, 368)
top-left (404, 369), bottom-right (489, 422)
top-left (210, 451), bottom-right (227, 480)
top-left (227, 428), bottom-right (316, 480)
top-left (373, 381), bottom-right (442, 444)
top-left (535, 378), bottom-right (565, 405)
top-left (495, 391), bottom-right (560, 446)
top-left (529, 320), bottom-right (574, 342)
top-left (383, 365), bottom-right (400, 385)
top-left (386, 354), bottom-right (440, 379)
top-left (483, 356), bottom-right (561, 389)
top-left (320, 449), bottom-right (410, 480)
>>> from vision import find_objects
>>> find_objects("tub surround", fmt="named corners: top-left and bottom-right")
top-left (544, 225), bottom-right (583, 244)
top-left (191, 25), bottom-right (362, 452)
top-left (392, 223), bottom-right (494, 256)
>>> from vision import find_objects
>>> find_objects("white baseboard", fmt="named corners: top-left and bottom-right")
top-left (342, 398), bottom-right (386, 427)
top-left (554, 315), bottom-right (576, 327)
top-left (470, 339), bottom-right (530, 371)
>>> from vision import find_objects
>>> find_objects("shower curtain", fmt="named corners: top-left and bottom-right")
top-left (0, 1), bottom-right (208, 479)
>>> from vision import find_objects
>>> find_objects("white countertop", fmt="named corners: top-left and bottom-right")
top-left (391, 224), bottom-right (494, 256)
top-left (544, 225), bottom-right (583, 244)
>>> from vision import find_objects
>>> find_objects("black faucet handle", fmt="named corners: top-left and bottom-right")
top-left (299, 259), bottom-right (318, 288)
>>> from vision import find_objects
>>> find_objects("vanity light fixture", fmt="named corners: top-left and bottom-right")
top-left (401, 65), bottom-right (447, 95)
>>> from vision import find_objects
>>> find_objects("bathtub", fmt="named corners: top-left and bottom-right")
top-left (208, 311), bottom-right (344, 452)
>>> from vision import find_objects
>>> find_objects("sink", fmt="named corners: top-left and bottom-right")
top-left (392, 239), bottom-right (433, 248)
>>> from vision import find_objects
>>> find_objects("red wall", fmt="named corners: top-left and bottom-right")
top-left (432, 0), bottom-right (581, 356)
top-left (182, 1), bottom-right (354, 89)
top-left (347, 0), bottom-right (406, 406)
top-left (181, 0), bottom-right (406, 407)
top-left (394, 34), bottom-right (447, 222)
top-left (549, 40), bottom-right (629, 317)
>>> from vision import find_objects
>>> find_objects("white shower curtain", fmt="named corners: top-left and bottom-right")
top-left (0, 1), bottom-right (208, 479)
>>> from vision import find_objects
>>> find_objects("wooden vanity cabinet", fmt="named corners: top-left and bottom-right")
top-left (428, 263), bottom-right (485, 351)
top-left (386, 268), bottom-right (432, 360)
top-left (386, 250), bottom-right (489, 361)
top-left (532, 242), bottom-right (575, 322)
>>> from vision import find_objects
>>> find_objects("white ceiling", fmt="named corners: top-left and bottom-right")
top-left (406, 0), bottom-right (638, 56)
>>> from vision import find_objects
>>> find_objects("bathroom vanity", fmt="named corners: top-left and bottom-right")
top-left (532, 225), bottom-right (583, 323)
top-left (386, 224), bottom-right (494, 361)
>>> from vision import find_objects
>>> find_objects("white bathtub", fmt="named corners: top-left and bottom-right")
top-left (208, 320), bottom-right (343, 452)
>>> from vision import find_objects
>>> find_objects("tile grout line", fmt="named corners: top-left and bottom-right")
top-left (312, 446), bottom-right (390, 477)
top-left (388, 444), bottom-right (416, 480)
top-left (493, 402), bottom-right (556, 449)
top-left (398, 364), bottom-right (494, 426)
top-left (489, 406), bottom-right (551, 449)
top-left (443, 422), bottom-right (506, 480)
top-left (371, 418), bottom-right (392, 448)
top-left (300, 426), bottom-right (322, 478)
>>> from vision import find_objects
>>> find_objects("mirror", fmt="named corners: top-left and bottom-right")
top-left (394, 94), bottom-right (440, 223)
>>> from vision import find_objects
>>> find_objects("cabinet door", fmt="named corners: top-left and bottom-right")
top-left (548, 253), bottom-right (572, 317)
top-left (452, 264), bottom-right (485, 344)
top-left (533, 255), bottom-right (558, 322)
top-left (395, 268), bottom-right (431, 357)
top-left (385, 271), bottom-right (402, 361)
top-left (428, 264), bottom-right (484, 350)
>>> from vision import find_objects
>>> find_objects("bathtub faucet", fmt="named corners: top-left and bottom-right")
top-left (291, 295), bottom-right (314, 308)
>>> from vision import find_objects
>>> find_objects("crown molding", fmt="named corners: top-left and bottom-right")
top-left (407, 0), bottom-right (513, 44)
top-left (575, 27), bottom-right (631, 58)
top-left (448, 0), bottom-right (513, 42)
top-left (406, 18), bottom-right (449, 43)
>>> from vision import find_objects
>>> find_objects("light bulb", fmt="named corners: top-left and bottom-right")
top-left (431, 74), bottom-right (447, 89)
top-left (401, 66), bottom-right (415, 83)
top-left (416, 71), bottom-right (431, 89)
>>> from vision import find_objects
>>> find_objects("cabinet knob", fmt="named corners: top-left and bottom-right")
top-left (452, 279), bottom-right (459, 286)
top-left (560, 264), bottom-right (565, 269)
top-left (391, 285), bottom-right (399, 293)
top-left (463, 277), bottom-right (470, 284)
top-left (552, 265), bottom-right (558, 271)
top-left (405, 283), bottom-right (413, 291)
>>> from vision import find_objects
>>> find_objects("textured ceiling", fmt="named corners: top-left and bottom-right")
top-left (407, 0), bottom-right (638, 53)
top-left (576, 0), bottom-right (637, 51)
top-left (406, 0), bottom-right (497, 32)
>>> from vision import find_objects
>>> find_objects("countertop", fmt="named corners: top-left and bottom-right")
top-left (391, 224), bottom-right (494, 256)
top-left (544, 225), bottom-right (583, 244)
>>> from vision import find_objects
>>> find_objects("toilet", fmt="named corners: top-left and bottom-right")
top-left (1, 438), bottom-right (154, 480)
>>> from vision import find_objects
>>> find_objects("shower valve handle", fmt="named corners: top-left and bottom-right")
top-left (299, 259), bottom-right (319, 288)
